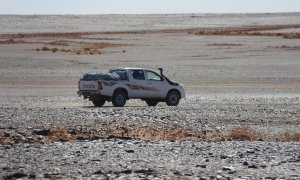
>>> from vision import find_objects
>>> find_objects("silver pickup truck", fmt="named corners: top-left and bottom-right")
top-left (77, 67), bottom-right (185, 107)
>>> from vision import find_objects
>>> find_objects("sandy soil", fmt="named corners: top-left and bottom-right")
top-left (0, 14), bottom-right (299, 179)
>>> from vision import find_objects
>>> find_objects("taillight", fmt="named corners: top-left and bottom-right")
top-left (98, 82), bottom-right (103, 90)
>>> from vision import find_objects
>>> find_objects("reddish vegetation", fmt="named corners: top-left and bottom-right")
top-left (0, 127), bottom-right (299, 144)
top-left (0, 32), bottom-right (94, 39)
top-left (0, 39), bottom-right (26, 44)
top-left (83, 42), bottom-right (124, 49)
top-left (1, 24), bottom-right (299, 56)
top-left (34, 41), bottom-right (128, 55)
top-left (194, 24), bottom-right (300, 39)
top-left (266, 45), bottom-right (300, 50)
top-left (1, 24), bottom-right (299, 39)
top-left (207, 43), bottom-right (242, 47)
top-left (0, 32), bottom-right (129, 55)
top-left (45, 41), bottom-right (69, 46)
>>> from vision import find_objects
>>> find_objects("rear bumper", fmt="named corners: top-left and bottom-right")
top-left (77, 90), bottom-right (101, 97)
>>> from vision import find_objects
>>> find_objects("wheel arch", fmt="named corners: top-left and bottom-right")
top-left (166, 89), bottom-right (181, 99)
top-left (113, 88), bottom-right (129, 100)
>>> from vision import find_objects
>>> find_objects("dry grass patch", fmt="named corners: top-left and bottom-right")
top-left (226, 128), bottom-right (259, 141)
top-left (280, 133), bottom-right (300, 142)
top-left (1, 126), bottom-right (299, 144)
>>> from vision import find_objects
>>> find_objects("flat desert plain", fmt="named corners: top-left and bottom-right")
top-left (0, 13), bottom-right (299, 179)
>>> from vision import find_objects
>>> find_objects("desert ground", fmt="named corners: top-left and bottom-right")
top-left (0, 13), bottom-right (299, 179)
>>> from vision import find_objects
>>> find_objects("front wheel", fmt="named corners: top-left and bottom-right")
top-left (92, 99), bottom-right (106, 107)
top-left (166, 91), bottom-right (180, 106)
top-left (146, 100), bottom-right (158, 106)
top-left (112, 91), bottom-right (127, 107)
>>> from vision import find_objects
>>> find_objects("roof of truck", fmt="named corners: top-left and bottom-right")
top-left (113, 67), bottom-right (148, 70)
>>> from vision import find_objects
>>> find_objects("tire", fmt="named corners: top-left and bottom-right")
top-left (146, 100), bottom-right (158, 106)
top-left (166, 90), bottom-right (180, 106)
top-left (112, 91), bottom-right (127, 107)
top-left (92, 98), bottom-right (106, 107)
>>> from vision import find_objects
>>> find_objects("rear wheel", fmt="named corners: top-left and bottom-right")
top-left (92, 98), bottom-right (106, 107)
top-left (146, 100), bottom-right (158, 106)
top-left (166, 90), bottom-right (180, 106)
top-left (112, 91), bottom-right (127, 107)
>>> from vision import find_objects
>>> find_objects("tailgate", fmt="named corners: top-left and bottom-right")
top-left (79, 81), bottom-right (101, 91)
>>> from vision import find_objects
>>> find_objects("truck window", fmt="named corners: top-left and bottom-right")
top-left (110, 70), bottom-right (128, 80)
top-left (146, 71), bottom-right (162, 81)
top-left (132, 70), bottom-right (145, 80)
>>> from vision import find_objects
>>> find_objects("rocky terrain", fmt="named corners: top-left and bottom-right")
top-left (1, 140), bottom-right (300, 179)
top-left (1, 95), bottom-right (299, 179)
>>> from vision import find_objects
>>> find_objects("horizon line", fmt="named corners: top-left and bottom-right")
top-left (1, 11), bottom-right (300, 16)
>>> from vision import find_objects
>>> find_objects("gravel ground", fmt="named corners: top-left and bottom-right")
top-left (0, 95), bottom-right (299, 137)
top-left (1, 140), bottom-right (299, 179)
top-left (0, 95), bottom-right (299, 179)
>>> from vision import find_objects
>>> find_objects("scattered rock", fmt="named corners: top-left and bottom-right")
top-left (243, 161), bottom-right (249, 166)
top-left (94, 170), bottom-right (103, 174)
top-left (246, 149), bottom-right (255, 154)
top-left (125, 149), bottom-right (134, 153)
top-left (6, 172), bottom-right (27, 179)
top-left (32, 129), bottom-right (50, 136)
top-left (196, 164), bottom-right (207, 168)
top-left (248, 164), bottom-right (258, 169)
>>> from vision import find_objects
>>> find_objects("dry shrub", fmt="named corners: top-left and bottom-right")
top-left (1, 126), bottom-right (299, 144)
top-left (205, 131), bottom-right (225, 141)
top-left (46, 127), bottom-right (76, 142)
top-left (51, 48), bottom-right (58, 53)
top-left (227, 128), bottom-right (258, 141)
top-left (280, 133), bottom-right (300, 141)
top-left (283, 33), bottom-right (300, 39)
top-left (42, 46), bottom-right (50, 51)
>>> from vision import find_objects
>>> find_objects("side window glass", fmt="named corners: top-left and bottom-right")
top-left (132, 70), bottom-right (145, 80)
top-left (146, 71), bottom-right (162, 81)
top-left (110, 70), bottom-right (127, 80)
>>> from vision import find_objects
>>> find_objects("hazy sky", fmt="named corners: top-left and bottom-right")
top-left (1, 0), bottom-right (300, 14)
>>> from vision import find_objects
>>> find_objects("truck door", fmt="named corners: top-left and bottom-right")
top-left (129, 69), bottom-right (148, 98)
top-left (144, 70), bottom-right (167, 98)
